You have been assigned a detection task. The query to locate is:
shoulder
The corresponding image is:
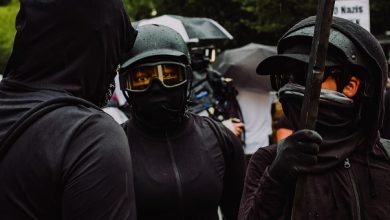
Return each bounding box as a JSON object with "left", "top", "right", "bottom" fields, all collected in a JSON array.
[
  {"left": 190, "top": 113, "right": 234, "bottom": 137},
  {"left": 253, "top": 144, "right": 277, "bottom": 158},
  {"left": 244, "top": 144, "right": 277, "bottom": 183},
  {"left": 39, "top": 105, "right": 128, "bottom": 148},
  {"left": 51, "top": 106, "right": 131, "bottom": 170},
  {"left": 250, "top": 144, "right": 277, "bottom": 168},
  {"left": 191, "top": 114, "right": 244, "bottom": 158}
]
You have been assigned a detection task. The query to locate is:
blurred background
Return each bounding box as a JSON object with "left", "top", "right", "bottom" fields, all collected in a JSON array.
[{"left": 1, "top": 0, "right": 389, "bottom": 75}]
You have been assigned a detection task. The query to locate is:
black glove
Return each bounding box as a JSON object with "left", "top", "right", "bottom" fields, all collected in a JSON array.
[{"left": 269, "top": 129, "right": 322, "bottom": 183}]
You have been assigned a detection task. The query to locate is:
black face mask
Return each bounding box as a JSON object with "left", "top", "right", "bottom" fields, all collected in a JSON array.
[
  {"left": 279, "top": 83, "right": 357, "bottom": 130},
  {"left": 129, "top": 80, "right": 187, "bottom": 130},
  {"left": 279, "top": 83, "right": 364, "bottom": 171}
]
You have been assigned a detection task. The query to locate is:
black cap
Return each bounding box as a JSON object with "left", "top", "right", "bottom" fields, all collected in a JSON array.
[{"left": 256, "top": 45, "right": 338, "bottom": 75}]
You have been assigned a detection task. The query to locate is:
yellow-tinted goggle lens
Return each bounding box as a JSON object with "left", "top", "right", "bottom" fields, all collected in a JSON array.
[
  {"left": 161, "top": 64, "right": 185, "bottom": 86},
  {"left": 123, "top": 63, "right": 186, "bottom": 91},
  {"left": 128, "top": 67, "right": 158, "bottom": 91}
]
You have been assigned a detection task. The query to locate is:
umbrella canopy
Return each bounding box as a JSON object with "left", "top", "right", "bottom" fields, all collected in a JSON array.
[
  {"left": 134, "top": 15, "right": 233, "bottom": 43},
  {"left": 212, "top": 43, "right": 276, "bottom": 91}
]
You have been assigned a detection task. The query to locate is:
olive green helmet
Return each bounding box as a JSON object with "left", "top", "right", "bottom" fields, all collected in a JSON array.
[{"left": 120, "top": 24, "right": 191, "bottom": 69}]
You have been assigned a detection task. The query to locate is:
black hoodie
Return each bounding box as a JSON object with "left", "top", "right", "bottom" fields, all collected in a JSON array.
[
  {"left": 239, "top": 17, "right": 390, "bottom": 220},
  {"left": 0, "top": 0, "right": 137, "bottom": 219}
]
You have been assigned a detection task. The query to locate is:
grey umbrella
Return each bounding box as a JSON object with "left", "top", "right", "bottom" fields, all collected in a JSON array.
[
  {"left": 212, "top": 43, "right": 276, "bottom": 91},
  {"left": 133, "top": 14, "right": 233, "bottom": 43}
]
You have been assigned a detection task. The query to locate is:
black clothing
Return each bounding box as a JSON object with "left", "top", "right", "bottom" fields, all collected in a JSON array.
[
  {"left": 239, "top": 17, "right": 390, "bottom": 220},
  {"left": 380, "top": 89, "right": 390, "bottom": 139},
  {"left": 123, "top": 113, "right": 246, "bottom": 220},
  {"left": 284, "top": 17, "right": 388, "bottom": 149},
  {"left": 0, "top": 0, "right": 137, "bottom": 219},
  {"left": 279, "top": 83, "right": 363, "bottom": 172},
  {"left": 4, "top": 0, "right": 136, "bottom": 107},
  {"left": 240, "top": 144, "right": 390, "bottom": 220},
  {"left": 129, "top": 80, "right": 187, "bottom": 130}
]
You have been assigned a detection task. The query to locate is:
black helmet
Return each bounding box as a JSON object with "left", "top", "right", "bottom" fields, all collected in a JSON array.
[
  {"left": 119, "top": 24, "right": 192, "bottom": 94},
  {"left": 258, "top": 21, "right": 372, "bottom": 94},
  {"left": 119, "top": 24, "right": 193, "bottom": 128},
  {"left": 120, "top": 24, "right": 191, "bottom": 68}
]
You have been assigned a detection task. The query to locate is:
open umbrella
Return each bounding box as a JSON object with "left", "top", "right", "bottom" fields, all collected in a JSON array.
[
  {"left": 212, "top": 43, "right": 276, "bottom": 91},
  {"left": 134, "top": 15, "right": 233, "bottom": 43}
]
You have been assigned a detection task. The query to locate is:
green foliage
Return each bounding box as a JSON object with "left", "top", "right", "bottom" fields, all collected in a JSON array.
[
  {"left": 128, "top": 0, "right": 254, "bottom": 48},
  {"left": 124, "top": 0, "right": 157, "bottom": 21},
  {"left": 370, "top": 0, "right": 390, "bottom": 36},
  {"left": 122, "top": 0, "right": 317, "bottom": 46},
  {"left": 241, "top": 0, "right": 317, "bottom": 44},
  {"left": 123, "top": 0, "right": 389, "bottom": 47},
  {"left": 0, "top": 0, "right": 18, "bottom": 74},
  {"left": 0, "top": 0, "right": 11, "bottom": 6},
  {"left": 0, "top": 0, "right": 388, "bottom": 74}
]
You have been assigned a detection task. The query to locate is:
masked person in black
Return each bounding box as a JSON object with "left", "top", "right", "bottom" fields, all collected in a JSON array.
[
  {"left": 239, "top": 17, "right": 390, "bottom": 220},
  {"left": 119, "top": 24, "right": 246, "bottom": 220},
  {"left": 0, "top": 0, "right": 137, "bottom": 219}
]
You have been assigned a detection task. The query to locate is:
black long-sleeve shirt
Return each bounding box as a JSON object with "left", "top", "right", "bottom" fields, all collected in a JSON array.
[{"left": 124, "top": 114, "right": 246, "bottom": 220}]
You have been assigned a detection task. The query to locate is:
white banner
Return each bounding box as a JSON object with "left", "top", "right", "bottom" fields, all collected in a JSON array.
[{"left": 333, "top": 0, "right": 370, "bottom": 31}]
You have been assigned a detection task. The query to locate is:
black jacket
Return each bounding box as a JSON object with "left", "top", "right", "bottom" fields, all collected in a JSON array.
[
  {"left": 123, "top": 114, "right": 246, "bottom": 220},
  {"left": 0, "top": 0, "right": 137, "bottom": 219},
  {"left": 239, "top": 16, "right": 390, "bottom": 220}
]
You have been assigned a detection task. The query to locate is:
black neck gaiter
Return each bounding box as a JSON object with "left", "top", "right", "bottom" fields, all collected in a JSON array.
[
  {"left": 279, "top": 83, "right": 364, "bottom": 172},
  {"left": 129, "top": 81, "right": 187, "bottom": 132}
]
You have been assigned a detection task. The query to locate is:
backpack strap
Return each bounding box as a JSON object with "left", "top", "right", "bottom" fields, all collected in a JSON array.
[
  {"left": 379, "top": 138, "right": 390, "bottom": 160},
  {"left": 0, "top": 96, "right": 100, "bottom": 161}
]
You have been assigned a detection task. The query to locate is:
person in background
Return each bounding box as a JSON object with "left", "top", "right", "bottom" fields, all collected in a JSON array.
[
  {"left": 239, "top": 16, "right": 390, "bottom": 219},
  {"left": 119, "top": 24, "right": 245, "bottom": 220},
  {"left": 0, "top": 0, "right": 137, "bottom": 219},
  {"left": 221, "top": 117, "right": 245, "bottom": 137},
  {"left": 235, "top": 86, "right": 275, "bottom": 163},
  {"left": 103, "top": 75, "right": 131, "bottom": 124}
]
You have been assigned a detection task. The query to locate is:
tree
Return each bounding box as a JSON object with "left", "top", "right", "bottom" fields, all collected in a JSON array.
[
  {"left": 0, "top": 0, "right": 18, "bottom": 75},
  {"left": 123, "top": 0, "right": 318, "bottom": 47},
  {"left": 370, "top": 0, "right": 390, "bottom": 37},
  {"left": 126, "top": 0, "right": 255, "bottom": 48},
  {"left": 0, "top": 0, "right": 11, "bottom": 6},
  {"left": 242, "top": 0, "right": 317, "bottom": 44},
  {"left": 1, "top": 0, "right": 389, "bottom": 74},
  {"left": 124, "top": 0, "right": 157, "bottom": 21}
]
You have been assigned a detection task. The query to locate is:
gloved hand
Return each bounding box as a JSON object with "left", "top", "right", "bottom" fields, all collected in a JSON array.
[{"left": 269, "top": 129, "right": 322, "bottom": 183}]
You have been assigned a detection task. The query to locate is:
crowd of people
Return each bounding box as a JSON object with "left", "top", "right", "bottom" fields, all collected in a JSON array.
[{"left": 1, "top": 1, "right": 390, "bottom": 220}]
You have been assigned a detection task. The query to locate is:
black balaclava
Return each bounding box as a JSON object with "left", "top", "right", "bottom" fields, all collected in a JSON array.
[
  {"left": 129, "top": 82, "right": 188, "bottom": 131},
  {"left": 3, "top": 0, "right": 137, "bottom": 107},
  {"left": 127, "top": 62, "right": 189, "bottom": 131},
  {"left": 279, "top": 83, "right": 364, "bottom": 172}
]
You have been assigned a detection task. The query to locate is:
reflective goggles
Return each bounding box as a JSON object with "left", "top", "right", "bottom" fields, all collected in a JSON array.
[{"left": 121, "top": 62, "right": 187, "bottom": 92}]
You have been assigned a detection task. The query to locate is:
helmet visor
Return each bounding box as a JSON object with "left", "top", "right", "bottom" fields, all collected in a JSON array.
[{"left": 122, "top": 62, "right": 187, "bottom": 92}]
